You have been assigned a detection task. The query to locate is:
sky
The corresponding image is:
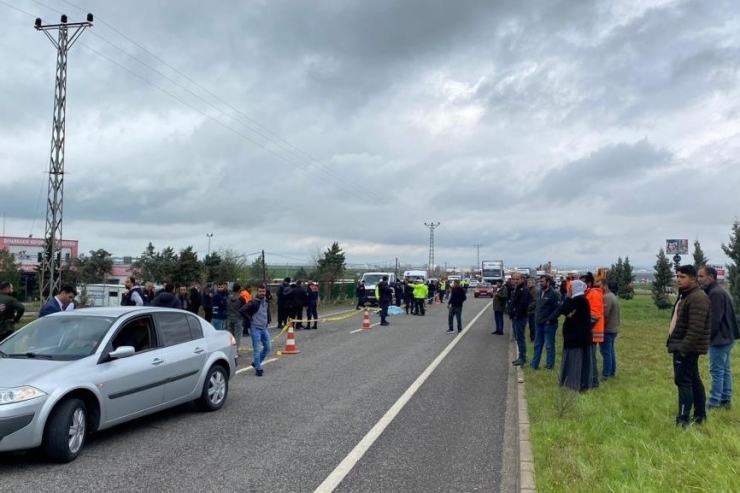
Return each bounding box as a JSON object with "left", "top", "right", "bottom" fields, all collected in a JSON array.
[{"left": 1, "top": 0, "right": 739, "bottom": 271}]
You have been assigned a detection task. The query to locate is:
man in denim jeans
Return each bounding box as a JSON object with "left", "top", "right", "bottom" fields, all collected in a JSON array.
[
  {"left": 699, "top": 266, "right": 740, "bottom": 409},
  {"left": 509, "top": 273, "right": 530, "bottom": 366},
  {"left": 530, "top": 275, "right": 561, "bottom": 370},
  {"left": 600, "top": 280, "right": 621, "bottom": 379},
  {"left": 240, "top": 285, "right": 271, "bottom": 377}
]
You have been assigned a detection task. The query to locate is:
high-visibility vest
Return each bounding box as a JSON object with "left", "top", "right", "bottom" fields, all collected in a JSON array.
[{"left": 586, "top": 287, "right": 605, "bottom": 343}]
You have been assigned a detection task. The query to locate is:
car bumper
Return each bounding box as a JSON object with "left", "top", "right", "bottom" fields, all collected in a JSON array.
[{"left": 0, "top": 396, "right": 49, "bottom": 452}]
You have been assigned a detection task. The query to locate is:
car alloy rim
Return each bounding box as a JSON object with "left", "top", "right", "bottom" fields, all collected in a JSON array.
[
  {"left": 208, "top": 370, "right": 226, "bottom": 405},
  {"left": 68, "top": 408, "right": 86, "bottom": 454}
]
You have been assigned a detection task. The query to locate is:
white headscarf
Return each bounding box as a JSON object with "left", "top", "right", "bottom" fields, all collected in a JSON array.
[{"left": 570, "top": 280, "right": 586, "bottom": 298}]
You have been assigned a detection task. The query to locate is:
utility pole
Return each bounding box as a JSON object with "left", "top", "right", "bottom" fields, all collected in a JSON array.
[
  {"left": 206, "top": 233, "right": 213, "bottom": 256},
  {"left": 35, "top": 13, "right": 93, "bottom": 302},
  {"left": 473, "top": 243, "right": 483, "bottom": 269},
  {"left": 424, "top": 222, "right": 440, "bottom": 278},
  {"left": 261, "top": 249, "right": 267, "bottom": 282}
]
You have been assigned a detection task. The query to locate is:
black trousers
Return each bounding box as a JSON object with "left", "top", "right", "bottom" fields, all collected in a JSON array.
[
  {"left": 416, "top": 298, "right": 425, "bottom": 315},
  {"left": 380, "top": 300, "right": 390, "bottom": 323},
  {"left": 277, "top": 306, "right": 288, "bottom": 328},
  {"left": 294, "top": 307, "right": 304, "bottom": 328},
  {"left": 673, "top": 352, "right": 706, "bottom": 422},
  {"left": 203, "top": 307, "right": 213, "bottom": 323}
]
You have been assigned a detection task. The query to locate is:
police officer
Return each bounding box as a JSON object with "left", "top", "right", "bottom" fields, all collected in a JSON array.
[{"left": 377, "top": 275, "right": 393, "bottom": 326}]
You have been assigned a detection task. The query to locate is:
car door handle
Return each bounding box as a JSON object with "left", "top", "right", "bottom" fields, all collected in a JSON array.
[
  {"left": 194, "top": 347, "right": 205, "bottom": 354},
  {"left": 151, "top": 358, "right": 165, "bottom": 366}
]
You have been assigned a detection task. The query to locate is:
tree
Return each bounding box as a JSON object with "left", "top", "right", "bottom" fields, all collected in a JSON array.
[
  {"left": 78, "top": 249, "right": 114, "bottom": 284},
  {"left": 250, "top": 254, "right": 270, "bottom": 283},
  {"left": 693, "top": 239, "right": 709, "bottom": 271},
  {"left": 203, "top": 252, "right": 223, "bottom": 282},
  {"left": 294, "top": 266, "right": 310, "bottom": 281},
  {"left": 721, "top": 221, "right": 740, "bottom": 311},
  {"left": 619, "top": 256, "right": 635, "bottom": 300},
  {"left": 652, "top": 248, "right": 674, "bottom": 309},
  {"left": 217, "top": 249, "right": 248, "bottom": 282},
  {"left": 158, "top": 247, "right": 179, "bottom": 283},
  {"left": 315, "top": 242, "right": 346, "bottom": 299},
  {"left": 0, "top": 248, "right": 22, "bottom": 292},
  {"left": 609, "top": 257, "right": 624, "bottom": 287},
  {"left": 173, "top": 246, "right": 201, "bottom": 286},
  {"left": 133, "top": 242, "right": 159, "bottom": 282}
]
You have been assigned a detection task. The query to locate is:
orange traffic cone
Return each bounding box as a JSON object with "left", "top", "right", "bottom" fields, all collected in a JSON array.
[
  {"left": 282, "top": 320, "right": 300, "bottom": 354},
  {"left": 362, "top": 308, "right": 371, "bottom": 329}
]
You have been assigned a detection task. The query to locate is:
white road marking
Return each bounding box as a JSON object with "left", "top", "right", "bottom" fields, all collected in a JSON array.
[
  {"left": 350, "top": 322, "right": 381, "bottom": 333},
  {"left": 313, "top": 301, "right": 492, "bottom": 493},
  {"left": 235, "top": 357, "right": 279, "bottom": 375}
]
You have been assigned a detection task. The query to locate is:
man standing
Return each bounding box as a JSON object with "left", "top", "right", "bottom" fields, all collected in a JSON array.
[
  {"left": 121, "top": 276, "right": 145, "bottom": 306},
  {"left": 698, "top": 265, "right": 740, "bottom": 409},
  {"left": 292, "top": 280, "right": 308, "bottom": 330},
  {"left": 189, "top": 282, "right": 202, "bottom": 315},
  {"left": 240, "top": 284, "right": 271, "bottom": 377},
  {"left": 202, "top": 283, "right": 214, "bottom": 322},
  {"left": 601, "top": 280, "right": 621, "bottom": 380},
  {"left": 446, "top": 280, "right": 467, "bottom": 333},
  {"left": 211, "top": 282, "right": 228, "bottom": 330},
  {"left": 151, "top": 283, "right": 180, "bottom": 308},
  {"left": 177, "top": 286, "right": 191, "bottom": 311},
  {"left": 492, "top": 279, "right": 508, "bottom": 335},
  {"left": 356, "top": 280, "right": 366, "bottom": 310},
  {"left": 531, "top": 275, "right": 561, "bottom": 370},
  {"left": 0, "top": 282, "right": 25, "bottom": 339},
  {"left": 38, "top": 285, "right": 77, "bottom": 317},
  {"left": 667, "top": 265, "right": 711, "bottom": 428},
  {"left": 527, "top": 277, "right": 537, "bottom": 342},
  {"left": 378, "top": 275, "right": 393, "bottom": 326},
  {"left": 306, "top": 282, "right": 319, "bottom": 330},
  {"left": 413, "top": 279, "right": 427, "bottom": 316},
  {"left": 142, "top": 282, "right": 155, "bottom": 305},
  {"left": 227, "top": 283, "right": 246, "bottom": 357},
  {"left": 276, "top": 277, "right": 292, "bottom": 328},
  {"left": 509, "top": 273, "right": 530, "bottom": 366}
]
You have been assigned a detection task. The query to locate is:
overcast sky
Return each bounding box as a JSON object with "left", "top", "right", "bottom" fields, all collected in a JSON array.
[{"left": 1, "top": 0, "right": 739, "bottom": 270}]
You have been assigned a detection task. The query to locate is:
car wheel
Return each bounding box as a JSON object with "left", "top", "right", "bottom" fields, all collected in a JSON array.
[
  {"left": 42, "top": 398, "right": 87, "bottom": 463},
  {"left": 196, "top": 364, "right": 229, "bottom": 412}
]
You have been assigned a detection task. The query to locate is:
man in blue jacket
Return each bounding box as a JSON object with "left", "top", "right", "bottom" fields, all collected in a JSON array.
[
  {"left": 211, "top": 282, "right": 229, "bottom": 330},
  {"left": 38, "top": 285, "right": 77, "bottom": 318}
]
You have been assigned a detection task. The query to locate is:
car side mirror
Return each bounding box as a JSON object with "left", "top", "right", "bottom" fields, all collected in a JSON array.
[{"left": 108, "top": 346, "right": 135, "bottom": 360}]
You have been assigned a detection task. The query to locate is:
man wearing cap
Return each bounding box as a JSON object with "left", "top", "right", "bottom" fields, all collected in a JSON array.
[{"left": 582, "top": 272, "right": 604, "bottom": 387}]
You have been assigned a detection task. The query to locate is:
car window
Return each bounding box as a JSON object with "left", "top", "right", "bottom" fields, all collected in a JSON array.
[
  {"left": 186, "top": 315, "right": 204, "bottom": 340},
  {"left": 111, "top": 316, "right": 154, "bottom": 353},
  {"left": 154, "top": 312, "right": 194, "bottom": 347}
]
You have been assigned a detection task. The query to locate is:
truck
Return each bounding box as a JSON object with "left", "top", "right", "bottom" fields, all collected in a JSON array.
[
  {"left": 481, "top": 260, "right": 505, "bottom": 284},
  {"left": 361, "top": 272, "right": 397, "bottom": 305},
  {"left": 403, "top": 270, "right": 427, "bottom": 282}
]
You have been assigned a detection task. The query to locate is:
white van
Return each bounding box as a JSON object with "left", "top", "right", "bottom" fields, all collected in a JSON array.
[
  {"left": 361, "top": 272, "right": 397, "bottom": 305},
  {"left": 403, "top": 270, "right": 427, "bottom": 282}
]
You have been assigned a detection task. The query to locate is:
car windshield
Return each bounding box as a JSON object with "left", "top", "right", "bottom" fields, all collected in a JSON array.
[
  {"left": 362, "top": 275, "right": 384, "bottom": 285},
  {"left": 0, "top": 315, "right": 116, "bottom": 361}
]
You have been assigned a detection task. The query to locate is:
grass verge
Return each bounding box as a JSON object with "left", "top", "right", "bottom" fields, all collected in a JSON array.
[{"left": 525, "top": 294, "right": 740, "bottom": 493}]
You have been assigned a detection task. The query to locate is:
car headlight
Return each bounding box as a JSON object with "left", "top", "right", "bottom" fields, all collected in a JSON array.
[{"left": 0, "top": 386, "right": 47, "bottom": 405}]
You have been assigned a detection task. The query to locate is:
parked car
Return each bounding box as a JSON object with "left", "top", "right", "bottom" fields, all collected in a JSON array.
[
  {"left": 468, "top": 280, "right": 479, "bottom": 288},
  {"left": 0, "top": 307, "right": 237, "bottom": 463},
  {"left": 474, "top": 282, "right": 494, "bottom": 298}
]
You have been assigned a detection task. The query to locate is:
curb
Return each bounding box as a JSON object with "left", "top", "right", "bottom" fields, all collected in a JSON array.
[{"left": 517, "top": 365, "right": 537, "bottom": 493}]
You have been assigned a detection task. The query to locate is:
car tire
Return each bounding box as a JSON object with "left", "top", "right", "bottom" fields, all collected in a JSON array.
[
  {"left": 42, "top": 398, "right": 87, "bottom": 463},
  {"left": 196, "top": 364, "right": 229, "bottom": 412}
]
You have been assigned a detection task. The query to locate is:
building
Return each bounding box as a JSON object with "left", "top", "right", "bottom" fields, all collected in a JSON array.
[{"left": 0, "top": 236, "right": 79, "bottom": 273}]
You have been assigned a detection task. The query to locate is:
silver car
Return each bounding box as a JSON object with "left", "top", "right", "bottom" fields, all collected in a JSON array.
[{"left": 0, "top": 307, "right": 237, "bottom": 462}]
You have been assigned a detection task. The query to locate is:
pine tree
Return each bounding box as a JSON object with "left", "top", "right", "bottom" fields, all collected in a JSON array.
[
  {"left": 721, "top": 221, "right": 740, "bottom": 311},
  {"left": 619, "top": 256, "right": 635, "bottom": 300},
  {"left": 693, "top": 239, "right": 709, "bottom": 271},
  {"left": 316, "top": 242, "right": 347, "bottom": 299},
  {"left": 609, "top": 257, "right": 624, "bottom": 288},
  {"left": 204, "top": 252, "right": 223, "bottom": 282},
  {"left": 173, "top": 246, "right": 201, "bottom": 286},
  {"left": 652, "top": 248, "right": 674, "bottom": 309}
]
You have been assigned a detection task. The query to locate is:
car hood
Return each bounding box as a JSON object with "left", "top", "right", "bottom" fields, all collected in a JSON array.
[{"left": 0, "top": 358, "right": 75, "bottom": 388}]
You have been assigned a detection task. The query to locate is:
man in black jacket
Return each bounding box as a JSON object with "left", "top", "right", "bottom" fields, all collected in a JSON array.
[
  {"left": 356, "top": 280, "right": 366, "bottom": 310},
  {"left": 668, "top": 265, "right": 711, "bottom": 428},
  {"left": 446, "top": 281, "right": 467, "bottom": 333},
  {"left": 377, "top": 276, "right": 393, "bottom": 326},
  {"left": 531, "top": 275, "right": 561, "bottom": 370},
  {"left": 276, "top": 277, "right": 292, "bottom": 328},
  {"left": 292, "top": 280, "right": 308, "bottom": 330},
  {"left": 699, "top": 266, "right": 740, "bottom": 410},
  {"left": 509, "top": 273, "right": 531, "bottom": 366},
  {"left": 189, "top": 282, "right": 202, "bottom": 315}
]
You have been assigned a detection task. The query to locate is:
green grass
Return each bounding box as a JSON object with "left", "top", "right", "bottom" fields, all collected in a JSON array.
[{"left": 525, "top": 294, "right": 740, "bottom": 493}]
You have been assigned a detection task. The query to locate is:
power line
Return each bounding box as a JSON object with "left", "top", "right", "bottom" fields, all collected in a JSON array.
[{"left": 0, "top": 0, "right": 35, "bottom": 17}]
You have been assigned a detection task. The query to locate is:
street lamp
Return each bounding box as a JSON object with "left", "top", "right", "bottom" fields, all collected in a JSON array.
[{"left": 206, "top": 233, "right": 213, "bottom": 256}]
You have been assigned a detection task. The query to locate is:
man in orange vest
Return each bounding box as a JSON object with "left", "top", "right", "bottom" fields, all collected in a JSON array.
[{"left": 582, "top": 272, "right": 605, "bottom": 387}]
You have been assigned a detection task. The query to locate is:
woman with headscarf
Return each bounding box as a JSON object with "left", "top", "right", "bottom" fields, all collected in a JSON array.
[{"left": 559, "top": 279, "right": 596, "bottom": 391}]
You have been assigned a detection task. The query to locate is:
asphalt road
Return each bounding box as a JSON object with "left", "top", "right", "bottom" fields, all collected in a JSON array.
[{"left": 0, "top": 297, "right": 518, "bottom": 493}]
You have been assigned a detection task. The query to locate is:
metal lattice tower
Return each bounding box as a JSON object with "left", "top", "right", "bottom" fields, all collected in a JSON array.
[
  {"left": 424, "top": 222, "right": 440, "bottom": 278},
  {"left": 474, "top": 243, "right": 483, "bottom": 268},
  {"left": 35, "top": 13, "right": 93, "bottom": 301}
]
